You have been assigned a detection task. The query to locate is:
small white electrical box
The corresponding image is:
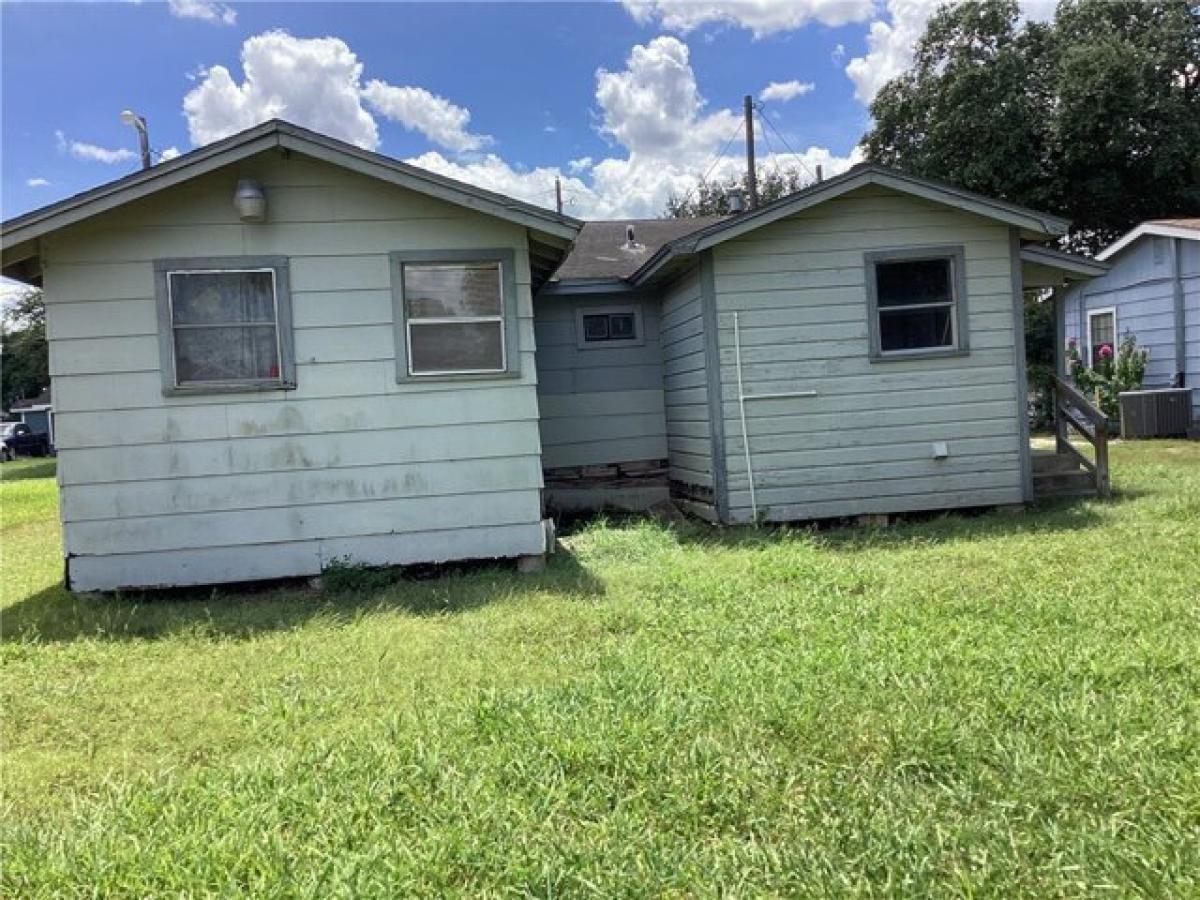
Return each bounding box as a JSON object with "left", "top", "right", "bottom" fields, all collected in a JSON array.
[{"left": 931, "top": 441, "right": 950, "bottom": 459}]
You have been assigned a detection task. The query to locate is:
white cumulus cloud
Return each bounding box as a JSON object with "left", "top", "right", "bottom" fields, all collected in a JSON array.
[
  {"left": 760, "top": 80, "right": 815, "bottom": 102},
  {"left": 361, "top": 81, "right": 490, "bottom": 153},
  {"left": 623, "top": 0, "right": 874, "bottom": 37},
  {"left": 159, "top": 147, "right": 182, "bottom": 161},
  {"left": 168, "top": 0, "right": 237, "bottom": 26},
  {"left": 177, "top": 31, "right": 860, "bottom": 219},
  {"left": 26, "top": 177, "right": 51, "bottom": 187},
  {"left": 55, "top": 129, "right": 137, "bottom": 164},
  {"left": 183, "top": 31, "right": 491, "bottom": 156},
  {"left": 183, "top": 31, "right": 380, "bottom": 148},
  {"left": 595, "top": 36, "right": 740, "bottom": 161},
  {"left": 405, "top": 36, "right": 859, "bottom": 219}
]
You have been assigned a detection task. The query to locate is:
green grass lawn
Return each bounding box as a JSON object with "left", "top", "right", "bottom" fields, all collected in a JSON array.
[{"left": 2, "top": 445, "right": 1198, "bottom": 896}]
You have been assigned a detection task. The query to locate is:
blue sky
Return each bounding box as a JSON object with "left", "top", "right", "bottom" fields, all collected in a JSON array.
[{"left": 1, "top": 0, "right": 958, "bottom": 223}]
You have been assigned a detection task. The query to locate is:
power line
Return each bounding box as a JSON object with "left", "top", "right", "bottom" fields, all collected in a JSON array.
[
  {"left": 756, "top": 101, "right": 817, "bottom": 182},
  {"left": 674, "top": 114, "right": 746, "bottom": 212}
]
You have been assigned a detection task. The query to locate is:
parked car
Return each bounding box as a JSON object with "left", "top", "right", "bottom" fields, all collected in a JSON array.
[{"left": 1, "top": 421, "right": 52, "bottom": 461}]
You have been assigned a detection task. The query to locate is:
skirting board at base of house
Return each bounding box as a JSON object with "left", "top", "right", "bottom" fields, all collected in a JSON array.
[
  {"left": 65, "top": 520, "right": 552, "bottom": 593},
  {"left": 543, "top": 459, "right": 670, "bottom": 515}
]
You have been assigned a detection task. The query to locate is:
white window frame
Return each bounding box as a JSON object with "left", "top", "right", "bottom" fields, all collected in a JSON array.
[
  {"left": 575, "top": 304, "right": 645, "bottom": 350},
  {"left": 1086, "top": 306, "right": 1118, "bottom": 367},
  {"left": 402, "top": 261, "right": 506, "bottom": 377},
  {"left": 389, "top": 249, "right": 520, "bottom": 383},
  {"left": 864, "top": 245, "right": 969, "bottom": 361},
  {"left": 154, "top": 256, "right": 295, "bottom": 395}
]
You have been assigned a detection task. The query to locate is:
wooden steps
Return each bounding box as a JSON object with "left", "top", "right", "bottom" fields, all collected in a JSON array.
[{"left": 1032, "top": 450, "right": 1099, "bottom": 499}]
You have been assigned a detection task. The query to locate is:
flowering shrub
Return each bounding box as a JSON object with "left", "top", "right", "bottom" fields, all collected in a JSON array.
[{"left": 1065, "top": 332, "right": 1149, "bottom": 419}]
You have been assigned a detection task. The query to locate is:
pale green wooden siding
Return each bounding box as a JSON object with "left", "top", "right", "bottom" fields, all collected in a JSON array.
[
  {"left": 42, "top": 151, "right": 546, "bottom": 590},
  {"left": 659, "top": 265, "right": 713, "bottom": 490},
  {"left": 534, "top": 293, "right": 666, "bottom": 468},
  {"left": 712, "top": 186, "right": 1024, "bottom": 523}
]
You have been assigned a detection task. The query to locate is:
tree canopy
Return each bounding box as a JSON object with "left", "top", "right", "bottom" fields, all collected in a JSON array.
[
  {"left": 665, "top": 167, "right": 809, "bottom": 218},
  {"left": 864, "top": 0, "right": 1200, "bottom": 253},
  {"left": 1, "top": 288, "right": 48, "bottom": 413}
]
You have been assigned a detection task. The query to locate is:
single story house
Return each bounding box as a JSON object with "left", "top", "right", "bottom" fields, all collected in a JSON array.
[
  {"left": 1059, "top": 219, "right": 1199, "bottom": 420},
  {"left": 7, "top": 386, "right": 54, "bottom": 445},
  {"left": 1, "top": 120, "right": 1101, "bottom": 591}
]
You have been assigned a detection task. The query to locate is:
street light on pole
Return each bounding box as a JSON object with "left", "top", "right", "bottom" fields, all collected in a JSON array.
[{"left": 119, "top": 109, "right": 151, "bottom": 170}]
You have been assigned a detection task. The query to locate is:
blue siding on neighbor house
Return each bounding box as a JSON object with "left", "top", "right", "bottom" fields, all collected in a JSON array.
[
  {"left": 19, "top": 409, "right": 50, "bottom": 435},
  {"left": 1063, "top": 235, "right": 1200, "bottom": 418},
  {"left": 534, "top": 292, "right": 667, "bottom": 469}
]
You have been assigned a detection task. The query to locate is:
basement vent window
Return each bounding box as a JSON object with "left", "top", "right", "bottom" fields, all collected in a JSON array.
[
  {"left": 577, "top": 306, "right": 643, "bottom": 349},
  {"left": 865, "top": 246, "right": 968, "bottom": 360}
]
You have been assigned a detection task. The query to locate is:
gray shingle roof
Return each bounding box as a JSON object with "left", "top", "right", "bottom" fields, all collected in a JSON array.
[{"left": 554, "top": 217, "right": 723, "bottom": 281}]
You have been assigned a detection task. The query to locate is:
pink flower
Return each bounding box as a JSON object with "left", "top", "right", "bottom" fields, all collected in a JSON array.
[
  {"left": 1099, "top": 344, "right": 1114, "bottom": 359},
  {"left": 1067, "top": 337, "right": 1077, "bottom": 348}
]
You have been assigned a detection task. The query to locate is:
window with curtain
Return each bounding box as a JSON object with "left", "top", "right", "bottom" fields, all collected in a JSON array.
[{"left": 167, "top": 269, "right": 287, "bottom": 386}]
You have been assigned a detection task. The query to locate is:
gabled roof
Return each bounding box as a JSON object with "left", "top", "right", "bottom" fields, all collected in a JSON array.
[
  {"left": 628, "top": 163, "right": 1071, "bottom": 287},
  {"left": 1096, "top": 218, "right": 1200, "bottom": 261},
  {"left": 2, "top": 119, "right": 582, "bottom": 287},
  {"left": 553, "top": 217, "right": 722, "bottom": 282}
]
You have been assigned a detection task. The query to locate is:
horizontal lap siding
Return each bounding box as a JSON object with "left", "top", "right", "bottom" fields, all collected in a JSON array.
[
  {"left": 41, "top": 153, "right": 546, "bottom": 589},
  {"left": 713, "top": 188, "right": 1023, "bottom": 524},
  {"left": 533, "top": 294, "right": 667, "bottom": 468},
  {"left": 660, "top": 266, "right": 712, "bottom": 489},
  {"left": 1062, "top": 236, "right": 1200, "bottom": 417}
]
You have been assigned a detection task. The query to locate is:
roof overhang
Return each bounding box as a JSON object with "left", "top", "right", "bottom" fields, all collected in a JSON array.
[
  {"left": 2, "top": 120, "right": 582, "bottom": 288},
  {"left": 1097, "top": 221, "right": 1200, "bottom": 261},
  {"left": 537, "top": 277, "right": 638, "bottom": 297},
  {"left": 1020, "top": 244, "right": 1109, "bottom": 289},
  {"left": 630, "top": 164, "right": 1071, "bottom": 287}
]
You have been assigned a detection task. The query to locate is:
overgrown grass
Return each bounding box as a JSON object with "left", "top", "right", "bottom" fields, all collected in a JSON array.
[{"left": 2, "top": 444, "right": 1198, "bottom": 896}]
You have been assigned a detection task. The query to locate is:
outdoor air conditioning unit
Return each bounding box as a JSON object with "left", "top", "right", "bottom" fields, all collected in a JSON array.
[{"left": 1119, "top": 388, "right": 1193, "bottom": 438}]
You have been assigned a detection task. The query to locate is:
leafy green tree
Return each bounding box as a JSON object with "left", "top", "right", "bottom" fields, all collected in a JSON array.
[
  {"left": 864, "top": 0, "right": 1200, "bottom": 253},
  {"left": 665, "top": 167, "right": 808, "bottom": 217},
  {"left": 1, "top": 288, "right": 48, "bottom": 412}
]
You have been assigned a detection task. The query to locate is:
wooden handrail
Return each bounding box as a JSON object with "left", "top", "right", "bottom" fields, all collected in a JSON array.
[{"left": 1052, "top": 375, "right": 1111, "bottom": 498}]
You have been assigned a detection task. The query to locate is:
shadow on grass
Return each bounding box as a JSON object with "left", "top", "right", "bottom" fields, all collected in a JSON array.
[
  {"left": 652, "top": 492, "right": 1113, "bottom": 555},
  {"left": 1, "top": 546, "right": 604, "bottom": 646}
]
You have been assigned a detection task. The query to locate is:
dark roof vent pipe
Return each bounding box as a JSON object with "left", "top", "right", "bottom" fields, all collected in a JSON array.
[{"left": 621, "top": 224, "right": 643, "bottom": 251}]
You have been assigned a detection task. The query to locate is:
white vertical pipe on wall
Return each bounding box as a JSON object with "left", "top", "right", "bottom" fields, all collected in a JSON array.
[
  {"left": 731, "top": 311, "right": 820, "bottom": 526},
  {"left": 733, "top": 311, "right": 758, "bottom": 523}
]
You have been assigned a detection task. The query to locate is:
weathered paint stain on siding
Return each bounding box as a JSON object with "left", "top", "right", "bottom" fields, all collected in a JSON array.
[
  {"left": 712, "top": 187, "right": 1025, "bottom": 524},
  {"left": 42, "top": 150, "right": 547, "bottom": 590}
]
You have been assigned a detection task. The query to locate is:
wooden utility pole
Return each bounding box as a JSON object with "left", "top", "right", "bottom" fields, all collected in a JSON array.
[
  {"left": 743, "top": 94, "right": 758, "bottom": 210},
  {"left": 554, "top": 177, "right": 563, "bottom": 215}
]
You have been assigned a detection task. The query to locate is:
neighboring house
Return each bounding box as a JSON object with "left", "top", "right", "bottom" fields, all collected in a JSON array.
[
  {"left": 1060, "top": 220, "right": 1199, "bottom": 419},
  {"left": 1, "top": 120, "right": 1099, "bottom": 592},
  {"left": 7, "top": 386, "right": 54, "bottom": 445}
]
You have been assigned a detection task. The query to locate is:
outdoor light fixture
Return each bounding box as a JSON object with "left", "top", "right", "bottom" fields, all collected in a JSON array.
[
  {"left": 119, "top": 109, "right": 151, "bottom": 170},
  {"left": 234, "top": 178, "right": 267, "bottom": 223}
]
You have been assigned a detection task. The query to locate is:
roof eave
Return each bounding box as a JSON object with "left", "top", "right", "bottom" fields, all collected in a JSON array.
[
  {"left": 1, "top": 119, "right": 582, "bottom": 255},
  {"left": 1096, "top": 222, "right": 1200, "bottom": 261},
  {"left": 627, "top": 165, "right": 1070, "bottom": 286}
]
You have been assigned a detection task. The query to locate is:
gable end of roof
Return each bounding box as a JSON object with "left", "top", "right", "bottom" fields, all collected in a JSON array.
[{"left": 629, "top": 163, "right": 1071, "bottom": 286}]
